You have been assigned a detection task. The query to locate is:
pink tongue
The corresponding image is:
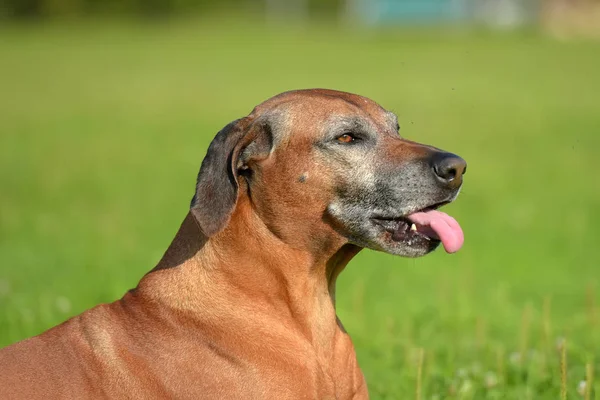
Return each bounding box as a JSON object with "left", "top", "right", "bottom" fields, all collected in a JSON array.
[{"left": 407, "top": 210, "right": 464, "bottom": 253}]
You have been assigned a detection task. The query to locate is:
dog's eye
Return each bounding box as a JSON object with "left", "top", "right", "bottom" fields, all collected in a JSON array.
[{"left": 337, "top": 133, "right": 357, "bottom": 144}]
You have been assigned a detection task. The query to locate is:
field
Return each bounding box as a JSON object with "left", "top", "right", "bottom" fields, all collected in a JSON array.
[{"left": 1, "top": 18, "right": 599, "bottom": 399}]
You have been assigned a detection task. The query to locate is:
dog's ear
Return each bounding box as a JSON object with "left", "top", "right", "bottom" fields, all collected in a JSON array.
[
  {"left": 190, "top": 119, "right": 247, "bottom": 236},
  {"left": 190, "top": 117, "right": 274, "bottom": 236}
]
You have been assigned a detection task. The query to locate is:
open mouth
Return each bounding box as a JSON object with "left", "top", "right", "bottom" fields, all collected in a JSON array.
[{"left": 371, "top": 201, "right": 464, "bottom": 253}]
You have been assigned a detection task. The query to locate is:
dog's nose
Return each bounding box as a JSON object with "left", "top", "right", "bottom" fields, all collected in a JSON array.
[{"left": 431, "top": 152, "right": 466, "bottom": 188}]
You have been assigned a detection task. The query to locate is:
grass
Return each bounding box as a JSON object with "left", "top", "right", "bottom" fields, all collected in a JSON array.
[{"left": 1, "top": 17, "right": 599, "bottom": 399}]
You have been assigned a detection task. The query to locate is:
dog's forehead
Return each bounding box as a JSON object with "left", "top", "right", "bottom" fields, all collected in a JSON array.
[{"left": 251, "top": 89, "right": 397, "bottom": 132}]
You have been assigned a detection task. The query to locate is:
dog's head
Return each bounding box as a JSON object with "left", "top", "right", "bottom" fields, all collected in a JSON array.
[{"left": 191, "top": 89, "right": 466, "bottom": 258}]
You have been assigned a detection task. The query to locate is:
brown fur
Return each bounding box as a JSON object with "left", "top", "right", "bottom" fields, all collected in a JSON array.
[{"left": 0, "top": 89, "right": 466, "bottom": 399}]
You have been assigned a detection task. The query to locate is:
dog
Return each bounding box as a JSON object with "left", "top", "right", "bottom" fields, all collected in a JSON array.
[{"left": 0, "top": 89, "right": 466, "bottom": 399}]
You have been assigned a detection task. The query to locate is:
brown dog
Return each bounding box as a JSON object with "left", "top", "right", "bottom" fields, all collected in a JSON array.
[{"left": 0, "top": 89, "right": 466, "bottom": 399}]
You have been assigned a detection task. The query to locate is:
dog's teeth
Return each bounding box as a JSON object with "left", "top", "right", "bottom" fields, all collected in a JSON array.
[{"left": 410, "top": 223, "right": 417, "bottom": 232}]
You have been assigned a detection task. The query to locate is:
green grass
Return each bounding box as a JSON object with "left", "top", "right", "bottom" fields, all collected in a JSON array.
[{"left": 1, "top": 18, "right": 599, "bottom": 399}]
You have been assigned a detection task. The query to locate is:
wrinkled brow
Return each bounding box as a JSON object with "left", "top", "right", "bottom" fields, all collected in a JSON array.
[{"left": 322, "top": 115, "right": 376, "bottom": 136}]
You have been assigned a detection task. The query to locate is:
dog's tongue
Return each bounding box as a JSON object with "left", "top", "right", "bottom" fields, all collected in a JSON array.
[{"left": 407, "top": 210, "right": 464, "bottom": 253}]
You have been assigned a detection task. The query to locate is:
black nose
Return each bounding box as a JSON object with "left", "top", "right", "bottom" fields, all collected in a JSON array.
[{"left": 431, "top": 152, "right": 467, "bottom": 189}]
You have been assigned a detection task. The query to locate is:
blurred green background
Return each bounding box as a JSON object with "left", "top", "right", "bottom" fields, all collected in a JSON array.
[{"left": 1, "top": 0, "right": 599, "bottom": 398}]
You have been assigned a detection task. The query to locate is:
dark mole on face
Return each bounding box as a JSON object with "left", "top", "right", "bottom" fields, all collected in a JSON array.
[{"left": 298, "top": 174, "right": 307, "bottom": 183}]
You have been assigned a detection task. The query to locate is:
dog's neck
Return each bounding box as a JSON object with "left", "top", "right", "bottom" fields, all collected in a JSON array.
[{"left": 135, "top": 201, "right": 360, "bottom": 355}]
